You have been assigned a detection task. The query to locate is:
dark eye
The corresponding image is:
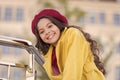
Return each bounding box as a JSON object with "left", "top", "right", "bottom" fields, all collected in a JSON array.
[
  {"left": 48, "top": 25, "right": 52, "bottom": 28},
  {"left": 39, "top": 30, "right": 44, "bottom": 34}
]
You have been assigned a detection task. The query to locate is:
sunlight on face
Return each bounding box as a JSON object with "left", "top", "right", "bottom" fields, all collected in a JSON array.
[{"left": 37, "top": 18, "right": 61, "bottom": 46}]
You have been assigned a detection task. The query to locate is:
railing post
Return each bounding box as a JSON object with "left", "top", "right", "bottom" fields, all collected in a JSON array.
[{"left": 7, "top": 65, "right": 11, "bottom": 80}]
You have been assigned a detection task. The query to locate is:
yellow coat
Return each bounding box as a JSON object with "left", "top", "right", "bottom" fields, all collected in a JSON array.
[{"left": 43, "top": 27, "right": 105, "bottom": 80}]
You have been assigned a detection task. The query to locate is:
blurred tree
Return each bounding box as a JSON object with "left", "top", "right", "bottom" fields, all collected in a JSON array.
[
  {"left": 37, "top": 0, "right": 85, "bottom": 21},
  {"left": 95, "top": 36, "right": 115, "bottom": 76}
]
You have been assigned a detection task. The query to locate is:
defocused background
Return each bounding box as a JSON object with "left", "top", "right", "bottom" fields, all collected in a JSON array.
[{"left": 0, "top": 0, "right": 120, "bottom": 80}]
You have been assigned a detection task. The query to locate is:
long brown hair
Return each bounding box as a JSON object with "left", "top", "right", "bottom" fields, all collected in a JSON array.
[{"left": 34, "top": 16, "right": 106, "bottom": 75}]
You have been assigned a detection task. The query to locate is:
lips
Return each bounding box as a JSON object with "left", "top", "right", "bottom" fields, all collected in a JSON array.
[{"left": 46, "top": 33, "right": 55, "bottom": 40}]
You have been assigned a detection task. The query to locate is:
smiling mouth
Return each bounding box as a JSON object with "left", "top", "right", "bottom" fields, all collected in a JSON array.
[{"left": 47, "top": 34, "right": 55, "bottom": 40}]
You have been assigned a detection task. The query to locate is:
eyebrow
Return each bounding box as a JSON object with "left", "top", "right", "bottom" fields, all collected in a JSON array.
[
  {"left": 46, "top": 22, "right": 51, "bottom": 27},
  {"left": 38, "top": 22, "right": 52, "bottom": 31}
]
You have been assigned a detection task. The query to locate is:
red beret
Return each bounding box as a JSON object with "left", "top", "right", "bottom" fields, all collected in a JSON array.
[{"left": 31, "top": 9, "right": 68, "bottom": 34}]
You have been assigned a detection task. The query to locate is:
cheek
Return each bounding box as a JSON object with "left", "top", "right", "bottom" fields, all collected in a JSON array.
[
  {"left": 39, "top": 34, "right": 45, "bottom": 41},
  {"left": 57, "top": 30, "right": 61, "bottom": 37}
]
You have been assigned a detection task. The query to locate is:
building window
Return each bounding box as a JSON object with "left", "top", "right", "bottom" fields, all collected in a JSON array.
[
  {"left": 4, "top": 7, "right": 12, "bottom": 21},
  {"left": 2, "top": 46, "right": 10, "bottom": 54},
  {"left": 0, "top": 65, "right": 8, "bottom": 79},
  {"left": 89, "top": 12, "right": 96, "bottom": 24},
  {"left": 79, "top": 17, "right": 85, "bottom": 26},
  {"left": 0, "top": 7, "right": 1, "bottom": 20},
  {"left": 116, "top": 42, "right": 120, "bottom": 53},
  {"left": 113, "top": 13, "right": 120, "bottom": 26},
  {"left": 14, "top": 47, "right": 22, "bottom": 55},
  {"left": 11, "top": 67, "right": 25, "bottom": 80},
  {"left": 16, "top": 8, "right": 24, "bottom": 21},
  {"left": 99, "top": 12, "right": 105, "bottom": 24},
  {"left": 115, "top": 66, "right": 120, "bottom": 80}
]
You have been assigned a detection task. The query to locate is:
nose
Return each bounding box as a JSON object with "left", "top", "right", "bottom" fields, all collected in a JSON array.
[{"left": 45, "top": 30, "right": 50, "bottom": 35}]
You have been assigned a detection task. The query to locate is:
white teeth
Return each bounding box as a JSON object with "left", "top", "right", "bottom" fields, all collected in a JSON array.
[
  {"left": 47, "top": 34, "right": 54, "bottom": 40},
  {"left": 49, "top": 35, "right": 53, "bottom": 39}
]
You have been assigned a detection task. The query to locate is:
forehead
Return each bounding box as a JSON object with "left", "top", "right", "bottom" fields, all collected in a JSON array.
[{"left": 37, "top": 18, "right": 51, "bottom": 28}]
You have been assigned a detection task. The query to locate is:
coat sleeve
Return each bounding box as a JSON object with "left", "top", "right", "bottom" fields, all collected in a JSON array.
[{"left": 62, "top": 28, "right": 90, "bottom": 80}]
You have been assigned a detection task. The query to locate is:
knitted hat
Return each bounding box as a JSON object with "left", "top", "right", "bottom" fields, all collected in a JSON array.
[{"left": 31, "top": 9, "right": 68, "bottom": 34}]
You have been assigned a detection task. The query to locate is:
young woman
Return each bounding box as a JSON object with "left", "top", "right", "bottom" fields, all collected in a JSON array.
[{"left": 31, "top": 8, "right": 106, "bottom": 80}]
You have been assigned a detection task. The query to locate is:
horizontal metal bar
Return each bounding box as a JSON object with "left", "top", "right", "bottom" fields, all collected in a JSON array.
[
  {"left": 0, "top": 35, "right": 45, "bottom": 65},
  {"left": 0, "top": 35, "right": 32, "bottom": 48},
  {"left": 0, "top": 61, "right": 26, "bottom": 68}
]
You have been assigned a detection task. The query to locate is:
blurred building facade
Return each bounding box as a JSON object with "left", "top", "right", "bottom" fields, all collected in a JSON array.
[
  {"left": 0, "top": 0, "right": 37, "bottom": 79},
  {"left": 0, "top": 0, "right": 120, "bottom": 80},
  {"left": 70, "top": 1, "right": 120, "bottom": 80}
]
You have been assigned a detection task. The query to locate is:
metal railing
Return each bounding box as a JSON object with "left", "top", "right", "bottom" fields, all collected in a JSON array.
[{"left": 0, "top": 35, "right": 50, "bottom": 80}]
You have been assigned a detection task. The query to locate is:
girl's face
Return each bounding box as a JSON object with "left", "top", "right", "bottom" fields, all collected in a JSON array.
[{"left": 37, "top": 18, "right": 61, "bottom": 46}]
